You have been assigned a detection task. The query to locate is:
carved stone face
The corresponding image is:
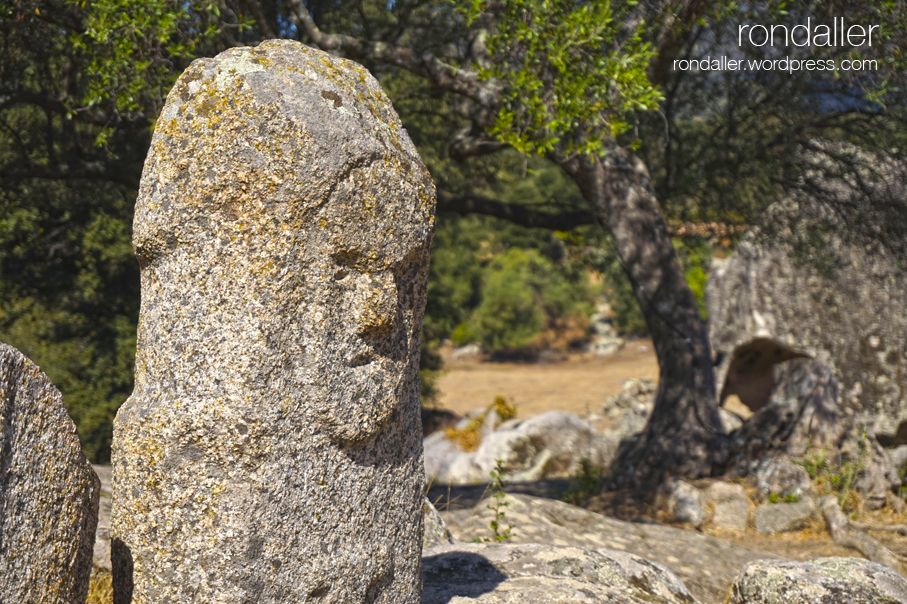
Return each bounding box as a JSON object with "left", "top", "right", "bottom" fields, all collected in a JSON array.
[
  {"left": 128, "top": 42, "right": 435, "bottom": 447},
  {"left": 115, "top": 41, "right": 434, "bottom": 604},
  {"left": 131, "top": 156, "right": 431, "bottom": 447},
  {"left": 297, "top": 165, "right": 432, "bottom": 445}
]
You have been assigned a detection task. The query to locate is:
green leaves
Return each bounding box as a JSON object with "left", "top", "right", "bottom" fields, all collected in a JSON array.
[
  {"left": 466, "top": 0, "right": 662, "bottom": 156},
  {"left": 68, "top": 0, "right": 204, "bottom": 117}
]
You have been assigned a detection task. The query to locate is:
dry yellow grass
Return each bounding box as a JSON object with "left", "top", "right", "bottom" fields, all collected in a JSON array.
[{"left": 87, "top": 568, "right": 113, "bottom": 604}]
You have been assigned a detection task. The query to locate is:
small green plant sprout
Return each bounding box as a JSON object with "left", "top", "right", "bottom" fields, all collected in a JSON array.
[
  {"left": 768, "top": 491, "right": 800, "bottom": 504},
  {"left": 475, "top": 458, "right": 514, "bottom": 543},
  {"left": 793, "top": 436, "right": 869, "bottom": 511}
]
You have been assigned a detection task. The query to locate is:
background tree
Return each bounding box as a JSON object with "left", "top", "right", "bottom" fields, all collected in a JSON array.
[{"left": 277, "top": 0, "right": 906, "bottom": 488}]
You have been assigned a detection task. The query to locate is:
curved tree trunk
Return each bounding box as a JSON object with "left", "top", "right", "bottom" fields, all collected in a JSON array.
[
  {"left": 287, "top": 0, "right": 729, "bottom": 492},
  {"left": 557, "top": 147, "right": 728, "bottom": 492}
]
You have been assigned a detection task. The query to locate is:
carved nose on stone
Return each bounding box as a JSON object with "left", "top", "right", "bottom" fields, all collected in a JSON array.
[{"left": 355, "top": 273, "right": 398, "bottom": 336}]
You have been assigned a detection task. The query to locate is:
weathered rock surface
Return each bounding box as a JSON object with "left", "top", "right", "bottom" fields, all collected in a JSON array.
[
  {"left": 425, "top": 411, "right": 617, "bottom": 484},
  {"left": 589, "top": 302, "right": 625, "bottom": 357},
  {"left": 727, "top": 557, "right": 907, "bottom": 604},
  {"left": 445, "top": 493, "right": 780, "bottom": 604},
  {"left": 0, "top": 343, "right": 100, "bottom": 603},
  {"left": 422, "top": 543, "right": 698, "bottom": 604},
  {"left": 601, "top": 378, "right": 656, "bottom": 440},
  {"left": 423, "top": 498, "right": 456, "bottom": 549},
  {"left": 725, "top": 358, "right": 900, "bottom": 506},
  {"left": 889, "top": 445, "right": 907, "bottom": 472},
  {"left": 753, "top": 501, "right": 815, "bottom": 535},
  {"left": 851, "top": 436, "right": 903, "bottom": 510},
  {"left": 666, "top": 479, "right": 708, "bottom": 528},
  {"left": 112, "top": 40, "right": 435, "bottom": 603},
  {"left": 751, "top": 457, "right": 816, "bottom": 503},
  {"left": 708, "top": 191, "right": 907, "bottom": 442},
  {"left": 93, "top": 464, "right": 112, "bottom": 571},
  {"left": 726, "top": 359, "right": 844, "bottom": 476},
  {"left": 704, "top": 482, "right": 751, "bottom": 533}
]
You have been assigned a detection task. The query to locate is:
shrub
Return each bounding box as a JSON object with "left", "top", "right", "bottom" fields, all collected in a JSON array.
[{"left": 473, "top": 248, "right": 590, "bottom": 353}]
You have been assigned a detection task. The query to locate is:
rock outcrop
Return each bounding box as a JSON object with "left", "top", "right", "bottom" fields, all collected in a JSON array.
[
  {"left": 425, "top": 411, "right": 617, "bottom": 484},
  {"left": 112, "top": 40, "right": 435, "bottom": 603},
  {"left": 422, "top": 543, "right": 698, "bottom": 604},
  {"left": 0, "top": 343, "right": 100, "bottom": 604},
  {"left": 724, "top": 358, "right": 901, "bottom": 506},
  {"left": 708, "top": 187, "right": 907, "bottom": 442},
  {"left": 727, "top": 557, "right": 907, "bottom": 604},
  {"left": 753, "top": 501, "right": 815, "bottom": 535},
  {"left": 444, "top": 493, "right": 780, "bottom": 604}
]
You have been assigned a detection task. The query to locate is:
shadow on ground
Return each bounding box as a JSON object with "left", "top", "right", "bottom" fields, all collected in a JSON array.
[{"left": 427, "top": 479, "right": 572, "bottom": 510}]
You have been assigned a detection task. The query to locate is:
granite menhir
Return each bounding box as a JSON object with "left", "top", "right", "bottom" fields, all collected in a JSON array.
[
  {"left": 111, "top": 39, "right": 435, "bottom": 603},
  {"left": 0, "top": 343, "right": 100, "bottom": 604}
]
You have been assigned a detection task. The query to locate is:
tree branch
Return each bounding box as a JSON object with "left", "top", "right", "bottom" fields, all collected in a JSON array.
[
  {"left": 284, "top": 0, "right": 499, "bottom": 108},
  {"left": 240, "top": 0, "right": 277, "bottom": 39},
  {"left": 648, "top": 0, "right": 709, "bottom": 87},
  {"left": 0, "top": 89, "right": 137, "bottom": 127},
  {"left": 448, "top": 131, "right": 509, "bottom": 162},
  {"left": 437, "top": 190, "right": 750, "bottom": 238},
  {"left": 0, "top": 161, "right": 140, "bottom": 190},
  {"left": 437, "top": 190, "right": 594, "bottom": 230}
]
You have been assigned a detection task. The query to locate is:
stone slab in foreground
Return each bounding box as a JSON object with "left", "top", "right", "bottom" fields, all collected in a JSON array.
[
  {"left": 0, "top": 343, "right": 100, "bottom": 603},
  {"left": 422, "top": 543, "right": 698, "bottom": 604},
  {"left": 727, "top": 557, "right": 907, "bottom": 604},
  {"left": 444, "top": 493, "right": 779, "bottom": 604}
]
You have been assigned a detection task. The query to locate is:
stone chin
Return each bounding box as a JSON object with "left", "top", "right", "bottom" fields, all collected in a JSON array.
[{"left": 309, "top": 355, "right": 411, "bottom": 446}]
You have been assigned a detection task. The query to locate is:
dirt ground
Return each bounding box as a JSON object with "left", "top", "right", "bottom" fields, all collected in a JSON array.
[{"left": 435, "top": 340, "right": 659, "bottom": 420}]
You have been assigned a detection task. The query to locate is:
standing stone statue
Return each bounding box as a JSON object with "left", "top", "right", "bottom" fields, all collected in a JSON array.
[
  {"left": 112, "top": 39, "right": 435, "bottom": 603},
  {"left": 0, "top": 342, "right": 100, "bottom": 604}
]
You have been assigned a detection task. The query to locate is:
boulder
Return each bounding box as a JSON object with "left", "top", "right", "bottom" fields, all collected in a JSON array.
[
  {"left": 666, "top": 480, "right": 708, "bottom": 528},
  {"left": 850, "top": 436, "right": 903, "bottom": 511},
  {"left": 422, "top": 543, "right": 698, "bottom": 604},
  {"left": 751, "top": 457, "right": 816, "bottom": 503},
  {"left": 753, "top": 501, "right": 815, "bottom": 535},
  {"left": 601, "top": 378, "right": 656, "bottom": 441},
  {"left": 475, "top": 412, "right": 617, "bottom": 482},
  {"left": 0, "top": 343, "right": 100, "bottom": 603},
  {"left": 112, "top": 40, "right": 435, "bottom": 603},
  {"left": 888, "top": 444, "right": 907, "bottom": 472},
  {"left": 589, "top": 303, "right": 625, "bottom": 357},
  {"left": 602, "top": 378, "right": 742, "bottom": 440},
  {"left": 424, "top": 430, "right": 475, "bottom": 483},
  {"left": 426, "top": 411, "right": 617, "bottom": 484},
  {"left": 708, "top": 189, "right": 907, "bottom": 443},
  {"left": 726, "top": 359, "right": 844, "bottom": 475},
  {"left": 727, "top": 557, "right": 907, "bottom": 604},
  {"left": 593, "top": 336, "right": 625, "bottom": 357},
  {"left": 444, "top": 493, "right": 780, "bottom": 604},
  {"left": 704, "top": 481, "right": 751, "bottom": 533}
]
